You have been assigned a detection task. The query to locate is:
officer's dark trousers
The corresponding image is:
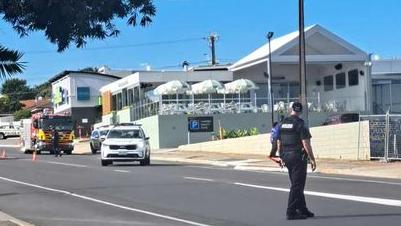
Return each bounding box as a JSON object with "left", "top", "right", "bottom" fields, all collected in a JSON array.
[
  {"left": 53, "top": 143, "right": 60, "bottom": 156},
  {"left": 281, "top": 150, "right": 307, "bottom": 215}
]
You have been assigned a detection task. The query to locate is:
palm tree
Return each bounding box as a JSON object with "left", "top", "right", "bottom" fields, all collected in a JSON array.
[{"left": 0, "top": 45, "right": 25, "bottom": 78}]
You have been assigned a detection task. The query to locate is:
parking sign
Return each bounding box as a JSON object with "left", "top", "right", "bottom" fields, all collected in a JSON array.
[{"left": 188, "top": 117, "right": 213, "bottom": 132}]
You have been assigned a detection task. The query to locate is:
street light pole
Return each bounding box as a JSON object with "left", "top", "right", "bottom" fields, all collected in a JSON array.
[
  {"left": 299, "top": 0, "right": 308, "bottom": 125},
  {"left": 266, "top": 32, "right": 274, "bottom": 126}
]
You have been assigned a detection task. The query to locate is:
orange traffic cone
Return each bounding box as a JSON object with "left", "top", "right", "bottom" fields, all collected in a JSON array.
[
  {"left": 1, "top": 150, "right": 6, "bottom": 159},
  {"left": 32, "top": 151, "right": 37, "bottom": 162}
]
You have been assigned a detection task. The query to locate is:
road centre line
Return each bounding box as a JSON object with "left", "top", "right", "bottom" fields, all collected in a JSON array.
[
  {"left": 114, "top": 170, "right": 131, "bottom": 173},
  {"left": 235, "top": 182, "right": 401, "bottom": 207},
  {"left": 308, "top": 175, "right": 401, "bottom": 186},
  {"left": 44, "top": 161, "right": 88, "bottom": 168},
  {"left": 0, "top": 176, "right": 213, "bottom": 226},
  {"left": 186, "top": 165, "right": 401, "bottom": 187},
  {"left": 184, "top": 177, "right": 215, "bottom": 182}
]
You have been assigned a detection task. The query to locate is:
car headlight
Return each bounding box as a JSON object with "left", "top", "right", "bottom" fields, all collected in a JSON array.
[
  {"left": 102, "top": 144, "right": 109, "bottom": 147},
  {"left": 137, "top": 142, "right": 145, "bottom": 148}
]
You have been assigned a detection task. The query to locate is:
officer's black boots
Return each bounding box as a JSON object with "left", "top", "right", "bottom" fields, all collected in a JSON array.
[
  {"left": 297, "top": 209, "right": 315, "bottom": 218},
  {"left": 286, "top": 213, "right": 307, "bottom": 220}
]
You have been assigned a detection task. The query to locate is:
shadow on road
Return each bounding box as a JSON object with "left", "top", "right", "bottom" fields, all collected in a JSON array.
[{"left": 314, "top": 213, "right": 401, "bottom": 219}]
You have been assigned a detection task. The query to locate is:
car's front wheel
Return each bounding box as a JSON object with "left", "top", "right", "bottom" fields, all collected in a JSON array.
[
  {"left": 101, "top": 159, "right": 111, "bottom": 166},
  {"left": 90, "top": 143, "right": 97, "bottom": 154},
  {"left": 140, "top": 156, "right": 150, "bottom": 166}
]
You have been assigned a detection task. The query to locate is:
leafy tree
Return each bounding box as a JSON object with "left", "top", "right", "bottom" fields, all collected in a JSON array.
[
  {"left": 1, "top": 78, "right": 33, "bottom": 112},
  {"left": 0, "top": 0, "right": 156, "bottom": 52},
  {"left": 32, "top": 82, "right": 51, "bottom": 99},
  {"left": 0, "top": 45, "right": 26, "bottom": 79},
  {"left": 13, "top": 108, "right": 31, "bottom": 121},
  {"left": 0, "top": 94, "right": 11, "bottom": 113}
]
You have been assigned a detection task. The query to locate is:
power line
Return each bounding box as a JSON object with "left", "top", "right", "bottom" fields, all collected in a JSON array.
[{"left": 25, "top": 37, "right": 203, "bottom": 55}]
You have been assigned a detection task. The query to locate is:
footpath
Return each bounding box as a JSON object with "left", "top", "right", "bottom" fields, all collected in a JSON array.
[
  {"left": 0, "top": 211, "right": 34, "bottom": 226},
  {"left": 73, "top": 141, "right": 401, "bottom": 180}
]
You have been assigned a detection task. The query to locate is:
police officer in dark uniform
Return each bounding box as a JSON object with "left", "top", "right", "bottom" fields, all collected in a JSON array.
[{"left": 277, "top": 102, "right": 317, "bottom": 220}]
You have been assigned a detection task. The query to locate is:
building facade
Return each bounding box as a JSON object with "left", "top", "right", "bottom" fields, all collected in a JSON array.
[
  {"left": 50, "top": 71, "right": 123, "bottom": 136},
  {"left": 230, "top": 24, "right": 369, "bottom": 113}
]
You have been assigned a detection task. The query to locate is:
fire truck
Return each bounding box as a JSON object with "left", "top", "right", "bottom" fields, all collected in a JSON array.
[{"left": 20, "top": 110, "right": 75, "bottom": 154}]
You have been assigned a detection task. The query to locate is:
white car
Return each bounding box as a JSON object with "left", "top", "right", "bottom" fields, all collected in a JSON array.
[{"left": 100, "top": 125, "right": 150, "bottom": 166}]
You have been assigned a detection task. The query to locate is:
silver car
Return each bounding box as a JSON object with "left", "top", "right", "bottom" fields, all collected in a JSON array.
[{"left": 90, "top": 126, "right": 110, "bottom": 154}]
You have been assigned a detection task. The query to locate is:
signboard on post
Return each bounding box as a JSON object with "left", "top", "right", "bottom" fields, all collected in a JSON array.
[{"left": 188, "top": 117, "right": 214, "bottom": 133}]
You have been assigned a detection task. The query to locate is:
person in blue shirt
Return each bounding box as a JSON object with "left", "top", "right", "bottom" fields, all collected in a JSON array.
[{"left": 269, "top": 122, "right": 280, "bottom": 158}]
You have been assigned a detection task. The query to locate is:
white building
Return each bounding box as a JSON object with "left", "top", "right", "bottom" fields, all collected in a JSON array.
[
  {"left": 230, "top": 24, "right": 369, "bottom": 113},
  {"left": 372, "top": 59, "right": 401, "bottom": 113},
  {"left": 95, "top": 24, "right": 376, "bottom": 149},
  {"left": 99, "top": 69, "right": 233, "bottom": 125},
  {"left": 50, "top": 70, "right": 126, "bottom": 136}
]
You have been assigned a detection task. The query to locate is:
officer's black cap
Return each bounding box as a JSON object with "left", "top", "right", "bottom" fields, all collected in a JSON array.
[{"left": 292, "top": 102, "right": 303, "bottom": 112}]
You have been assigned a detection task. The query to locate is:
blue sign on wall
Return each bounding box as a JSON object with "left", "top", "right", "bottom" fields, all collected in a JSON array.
[
  {"left": 190, "top": 120, "right": 200, "bottom": 130},
  {"left": 188, "top": 117, "right": 213, "bottom": 132},
  {"left": 77, "top": 87, "right": 90, "bottom": 101}
]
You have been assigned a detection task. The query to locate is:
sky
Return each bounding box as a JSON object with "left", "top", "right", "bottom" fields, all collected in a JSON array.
[{"left": 1, "top": 0, "right": 401, "bottom": 86}]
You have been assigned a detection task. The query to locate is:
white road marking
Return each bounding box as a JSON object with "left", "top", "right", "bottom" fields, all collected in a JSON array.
[
  {"left": 45, "top": 161, "right": 87, "bottom": 168},
  {"left": 225, "top": 159, "right": 261, "bottom": 166},
  {"left": 308, "top": 175, "right": 401, "bottom": 186},
  {"left": 114, "top": 170, "right": 131, "bottom": 173},
  {"left": 0, "top": 176, "right": 213, "bottom": 226},
  {"left": 0, "top": 145, "right": 20, "bottom": 148},
  {"left": 184, "top": 177, "right": 215, "bottom": 182},
  {"left": 235, "top": 182, "right": 401, "bottom": 207},
  {"left": 186, "top": 165, "right": 401, "bottom": 187}
]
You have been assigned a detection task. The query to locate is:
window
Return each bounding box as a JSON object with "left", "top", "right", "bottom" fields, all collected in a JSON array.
[
  {"left": 122, "top": 88, "right": 128, "bottom": 107},
  {"left": 116, "top": 93, "right": 122, "bottom": 110},
  {"left": 77, "top": 87, "right": 90, "bottom": 100},
  {"left": 107, "top": 129, "right": 143, "bottom": 139},
  {"left": 134, "top": 87, "right": 140, "bottom": 103},
  {"left": 128, "top": 89, "right": 133, "bottom": 105},
  {"left": 324, "top": 75, "right": 334, "bottom": 91},
  {"left": 111, "top": 95, "right": 117, "bottom": 111},
  {"left": 336, "top": 73, "right": 346, "bottom": 89},
  {"left": 348, "top": 69, "right": 359, "bottom": 86},
  {"left": 91, "top": 131, "right": 99, "bottom": 138}
]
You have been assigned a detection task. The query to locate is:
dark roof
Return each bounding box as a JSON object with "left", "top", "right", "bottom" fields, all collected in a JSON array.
[
  {"left": 192, "top": 64, "right": 231, "bottom": 71},
  {"left": 49, "top": 70, "right": 121, "bottom": 83}
]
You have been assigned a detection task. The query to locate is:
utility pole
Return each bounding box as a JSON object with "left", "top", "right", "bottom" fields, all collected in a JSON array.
[
  {"left": 207, "top": 33, "right": 219, "bottom": 65},
  {"left": 299, "top": 0, "right": 308, "bottom": 125},
  {"left": 266, "top": 32, "right": 274, "bottom": 126}
]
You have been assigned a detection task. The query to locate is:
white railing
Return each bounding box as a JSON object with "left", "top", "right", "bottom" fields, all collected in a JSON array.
[{"left": 124, "top": 95, "right": 358, "bottom": 121}]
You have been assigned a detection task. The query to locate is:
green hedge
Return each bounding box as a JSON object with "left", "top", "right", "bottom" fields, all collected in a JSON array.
[{"left": 217, "top": 127, "right": 259, "bottom": 139}]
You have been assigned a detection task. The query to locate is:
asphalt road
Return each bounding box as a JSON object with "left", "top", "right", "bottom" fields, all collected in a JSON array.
[{"left": 1, "top": 138, "right": 401, "bottom": 226}]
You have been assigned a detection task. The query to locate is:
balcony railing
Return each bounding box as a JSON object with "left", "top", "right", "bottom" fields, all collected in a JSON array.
[{"left": 125, "top": 95, "right": 356, "bottom": 122}]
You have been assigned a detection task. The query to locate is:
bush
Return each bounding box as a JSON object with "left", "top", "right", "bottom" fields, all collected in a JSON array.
[
  {"left": 13, "top": 109, "right": 31, "bottom": 121},
  {"left": 217, "top": 127, "right": 259, "bottom": 139}
]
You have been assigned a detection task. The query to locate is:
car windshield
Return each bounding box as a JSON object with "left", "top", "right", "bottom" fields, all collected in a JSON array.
[
  {"left": 40, "top": 117, "right": 73, "bottom": 131},
  {"left": 107, "top": 129, "right": 142, "bottom": 139},
  {"left": 99, "top": 130, "right": 109, "bottom": 136}
]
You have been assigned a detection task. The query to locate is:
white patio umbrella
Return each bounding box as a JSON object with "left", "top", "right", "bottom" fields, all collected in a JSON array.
[
  {"left": 191, "top": 80, "right": 224, "bottom": 94},
  {"left": 224, "top": 79, "right": 259, "bottom": 112},
  {"left": 153, "top": 80, "right": 190, "bottom": 107},
  {"left": 153, "top": 80, "right": 190, "bottom": 95},
  {"left": 224, "top": 79, "right": 258, "bottom": 93},
  {"left": 191, "top": 80, "right": 224, "bottom": 110}
]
